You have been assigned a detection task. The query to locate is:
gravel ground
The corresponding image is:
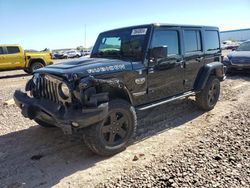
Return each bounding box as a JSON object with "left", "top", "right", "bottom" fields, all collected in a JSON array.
[
  {"left": 98, "top": 104, "right": 250, "bottom": 188},
  {"left": 0, "top": 62, "right": 250, "bottom": 187}
]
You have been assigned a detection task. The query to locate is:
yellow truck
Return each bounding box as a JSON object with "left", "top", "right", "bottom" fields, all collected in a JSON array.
[{"left": 0, "top": 44, "right": 53, "bottom": 74}]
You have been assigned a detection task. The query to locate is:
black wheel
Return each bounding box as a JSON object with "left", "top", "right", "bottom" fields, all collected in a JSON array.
[
  {"left": 225, "top": 67, "right": 232, "bottom": 75},
  {"left": 23, "top": 69, "right": 31, "bottom": 74},
  {"left": 31, "top": 62, "right": 44, "bottom": 73},
  {"left": 196, "top": 76, "right": 220, "bottom": 111},
  {"left": 83, "top": 99, "right": 137, "bottom": 156},
  {"left": 35, "top": 118, "right": 56, "bottom": 128}
]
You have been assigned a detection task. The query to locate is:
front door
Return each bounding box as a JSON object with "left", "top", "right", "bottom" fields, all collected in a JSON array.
[{"left": 147, "top": 27, "right": 185, "bottom": 102}]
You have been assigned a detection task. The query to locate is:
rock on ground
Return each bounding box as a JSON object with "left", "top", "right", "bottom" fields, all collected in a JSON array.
[{"left": 98, "top": 104, "right": 250, "bottom": 188}]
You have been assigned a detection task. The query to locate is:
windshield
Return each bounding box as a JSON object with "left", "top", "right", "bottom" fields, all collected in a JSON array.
[
  {"left": 237, "top": 41, "right": 250, "bottom": 51},
  {"left": 91, "top": 27, "right": 151, "bottom": 61}
]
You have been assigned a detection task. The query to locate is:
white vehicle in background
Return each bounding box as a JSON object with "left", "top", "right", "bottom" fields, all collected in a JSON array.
[
  {"left": 65, "top": 50, "right": 82, "bottom": 58},
  {"left": 81, "top": 50, "right": 91, "bottom": 56},
  {"left": 221, "top": 40, "right": 240, "bottom": 50}
]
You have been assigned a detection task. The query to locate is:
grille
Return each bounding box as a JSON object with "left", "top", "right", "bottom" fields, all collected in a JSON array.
[{"left": 34, "top": 76, "right": 60, "bottom": 104}]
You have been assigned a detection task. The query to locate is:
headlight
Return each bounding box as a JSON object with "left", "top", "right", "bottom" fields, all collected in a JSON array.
[
  {"left": 60, "top": 83, "right": 70, "bottom": 99},
  {"left": 32, "top": 73, "right": 40, "bottom": 84}
]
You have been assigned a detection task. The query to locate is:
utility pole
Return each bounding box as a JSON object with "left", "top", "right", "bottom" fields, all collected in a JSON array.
[{"left": 84, "top": 24, "right": 87, "bottom": 49}]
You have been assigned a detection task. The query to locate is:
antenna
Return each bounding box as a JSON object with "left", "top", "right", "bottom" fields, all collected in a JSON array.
[{"left": 84, "top": 24, "right": 87, "bottom": 49}]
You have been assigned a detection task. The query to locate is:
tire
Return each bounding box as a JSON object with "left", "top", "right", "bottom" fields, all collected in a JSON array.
[
  {"left": 83, "top": 99, "right": 137, "bottom": 156},
  {"left": 34, "top": 118, "right": 56, "bottom": 128},
  {"left": 23, "top": 69, "right": 31, "bottom": 74},
  {"left": 225, "top": 67, "right": 232, "bottom": 75},
  {"left": 30, "top": 62, "right": 44, "bottom": 73},
  {"left": 196, "top": 76, "right": 220, "bottom": 111}
]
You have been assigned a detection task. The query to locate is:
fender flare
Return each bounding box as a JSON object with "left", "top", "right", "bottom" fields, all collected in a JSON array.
[
  {"left": 27, "top": 57, "right": 46, "bottom": 68},
  {"left": 79, "top": 76, "right": 135, "bottom": 106},
  {"left": 194, "top": 61, "right": 225, "bottom": 91}
]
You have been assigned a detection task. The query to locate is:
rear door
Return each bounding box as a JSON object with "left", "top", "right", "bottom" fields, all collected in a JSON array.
[
  {"left": 182, "top": 28, "right": 204, "bottom": 90},
  {"left": 5, "top": 46, "right": 25, "bottom": 69}
]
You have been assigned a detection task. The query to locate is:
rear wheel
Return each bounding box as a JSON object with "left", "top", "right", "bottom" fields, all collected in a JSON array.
[
  {"left": 30, "top": 62, "right": 44, "bottom": 73},
  {"left": 35, "top": 118, "right": 56, "bottom": 128},
  {"left": 23, "top": 69, "right": 31, "bottom": 74},
  {"left": 196, "top": 76, "right": 220, "bottom": 111},
  {"left": 83, "top": 99, "right": 137, "bottom": 156}
]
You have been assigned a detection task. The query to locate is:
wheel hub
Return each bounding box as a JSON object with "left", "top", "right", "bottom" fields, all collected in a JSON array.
[
  {"left": 208, "top": 83, "right": 218, "bottom": 105},
  {"left": 101, "top": 111, "right": 128, "bottom": 145}
]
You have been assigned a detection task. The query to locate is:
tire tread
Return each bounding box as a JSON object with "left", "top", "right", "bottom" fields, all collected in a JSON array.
[
  {"left": 196, "top": 76, "right": 220, "bottom": 111},
  {"left": 83, "top": 99, "right": 137, "bottom": 156}
]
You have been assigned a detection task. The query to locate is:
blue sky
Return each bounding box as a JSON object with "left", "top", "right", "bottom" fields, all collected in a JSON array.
[{"left": 0, "top": 0, "right": 249, "bottom": 50}]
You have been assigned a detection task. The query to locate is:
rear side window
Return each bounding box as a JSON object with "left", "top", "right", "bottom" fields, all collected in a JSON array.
[
  {"left": 184, "top": 30, "right": 202, "bottom": 53},
  {"left": 204, "top": 31, "right": 220, "bottom": 51},
  {"left": 0, "top": 47, "right": 4, "bottom": 54},
  {"left": 151, "top": 30, "right": 179, "bottom": 55},
  {"left": 7, "top": 46, "right": 20, "bottom": 54}
]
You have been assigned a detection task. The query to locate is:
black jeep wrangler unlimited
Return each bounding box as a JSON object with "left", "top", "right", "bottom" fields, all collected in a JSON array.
[{"left": 14, "top": 24, "right": 225, "bottom": 156}]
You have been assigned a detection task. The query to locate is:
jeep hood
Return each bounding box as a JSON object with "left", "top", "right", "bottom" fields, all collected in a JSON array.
[{"left": 35, "top": 57, "right": 132, "bottom": 78}]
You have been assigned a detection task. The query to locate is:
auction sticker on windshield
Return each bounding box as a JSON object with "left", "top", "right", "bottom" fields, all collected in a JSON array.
[{"left": 131, "top": 28, "right": 147, "bottom": 35}]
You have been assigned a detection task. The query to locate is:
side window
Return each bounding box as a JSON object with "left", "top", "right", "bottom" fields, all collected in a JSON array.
[
  {"left": 151, "top": 30, "right": 179, "bottom": 55},
  {"left": 0, "top": 47, "right": 4, "bottom": 55},
  {"left": 184, "top": 30, "right": 202, "bottom": 53},
  {"left": 7, "top": 46, "right": 20, "bottom": 54},
  {"left": 204, "top": 31, "right": 220, "bottom": 51}
]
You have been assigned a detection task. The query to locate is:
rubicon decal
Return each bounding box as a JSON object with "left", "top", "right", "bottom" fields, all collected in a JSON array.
[{"left": 87, "top": 64, "right": 126, "bottom": 74}]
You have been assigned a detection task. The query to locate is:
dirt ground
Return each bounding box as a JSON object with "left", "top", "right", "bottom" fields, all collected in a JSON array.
[{"left": 0, "top": 57, "right": 249, "bottom": 187}]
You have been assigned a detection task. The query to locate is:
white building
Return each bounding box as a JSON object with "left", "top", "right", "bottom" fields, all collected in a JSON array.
[{"left": 220, "top": 28, "right": 250, "bottom": 42}]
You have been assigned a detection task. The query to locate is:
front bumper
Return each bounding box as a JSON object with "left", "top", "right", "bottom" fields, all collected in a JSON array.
[{"left": 14, "top": 90, "right": 108, "bottom": 134}]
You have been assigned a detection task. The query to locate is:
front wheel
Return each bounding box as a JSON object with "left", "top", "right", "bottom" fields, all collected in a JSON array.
[
  {"left": 196, "top": 76, "right": 220, "bottom": 111},
  {"left": 23, "top": 69, "right": 31, "bottom": 74},
  {"left": 31, "top": 62, "right": 44, "bottom": 73},
  {"left": 83, "top": 99, "right": 137, "bottom": 156}
]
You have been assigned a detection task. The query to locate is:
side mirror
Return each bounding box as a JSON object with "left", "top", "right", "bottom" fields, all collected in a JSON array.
[{"left": 150, "top": 46, "right": 168, "bottom": 59}]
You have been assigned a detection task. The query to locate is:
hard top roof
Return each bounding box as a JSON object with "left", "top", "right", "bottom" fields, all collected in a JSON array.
[{"left": 101, "top": 23, "right": 219, "bottom": 34}]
